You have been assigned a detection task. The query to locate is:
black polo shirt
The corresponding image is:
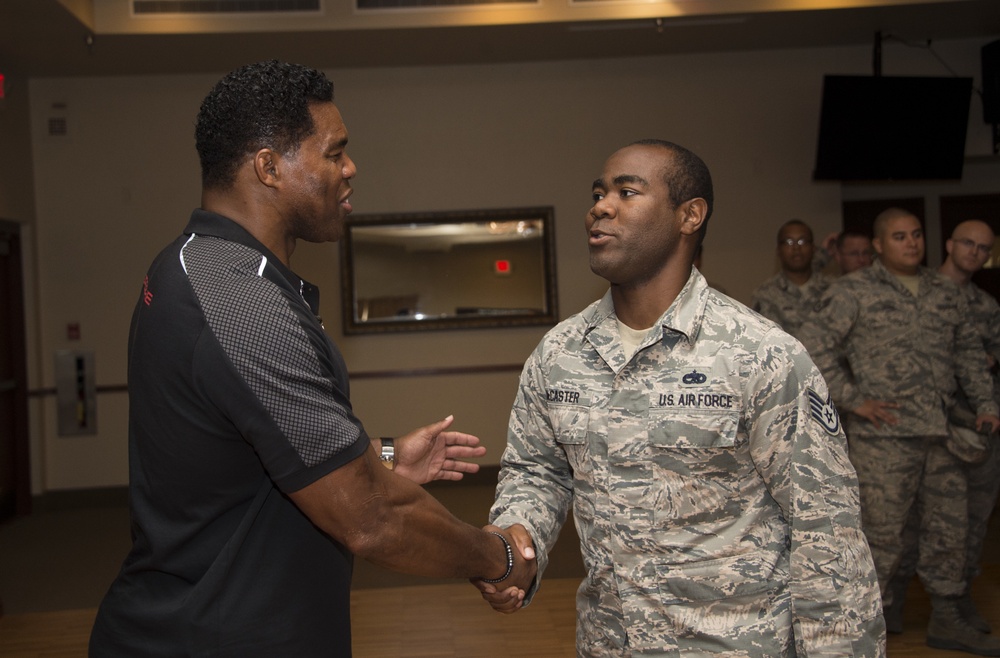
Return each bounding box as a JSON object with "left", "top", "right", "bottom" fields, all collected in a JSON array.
[{"left": 90, "top": 210, "right": 369, "bottom": 657}]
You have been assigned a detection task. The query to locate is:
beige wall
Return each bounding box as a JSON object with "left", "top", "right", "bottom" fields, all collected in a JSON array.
[
  {"left": 23, "top": 37, "right": 999, "bottom": 492},
  {"left": 0, "top": 74, "right": 37, "bottom": 223}
]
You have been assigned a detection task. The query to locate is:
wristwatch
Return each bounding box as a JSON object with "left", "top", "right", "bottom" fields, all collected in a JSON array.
[{"left": 379, "top": 438, "right": 395, "bottom": 470}]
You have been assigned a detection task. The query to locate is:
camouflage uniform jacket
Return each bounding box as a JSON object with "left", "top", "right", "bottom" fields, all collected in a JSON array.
[
  {"left": 491, "top": 270, "right": 884, "bottom": 657},
  {"left": 950, "top": 281, "right": 1000, "bottom": 429},
  {"left": 799, "top": 259, "right": 998, "bottom": 438},
  {"left": 751, "top": 270, "right": 832, "bottom": 339}
]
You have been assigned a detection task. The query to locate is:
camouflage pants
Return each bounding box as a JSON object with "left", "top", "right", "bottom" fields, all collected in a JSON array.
[
  {"left": 894, "top": 436, "right": 1000, "bottom": 590},
  {"left": 964, "top": 438, "right": 1000, "bottom": 581},
  {"left": 848, "top": 435, "right": 967, "bottom": 602}
]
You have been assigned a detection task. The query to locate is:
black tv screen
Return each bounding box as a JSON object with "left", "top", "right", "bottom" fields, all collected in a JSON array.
[{"left": 813, "top": 75, "right": 973, "bottom": 181}]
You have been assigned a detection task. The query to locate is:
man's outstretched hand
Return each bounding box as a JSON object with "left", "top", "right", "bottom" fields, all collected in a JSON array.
[{"left": 392, "top": 415, "right": 487, "bottom": 485}]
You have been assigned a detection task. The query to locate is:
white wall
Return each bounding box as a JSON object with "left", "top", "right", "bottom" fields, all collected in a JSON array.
[{"left": 25, "top": 36, "right": 999, "bottom": 491}]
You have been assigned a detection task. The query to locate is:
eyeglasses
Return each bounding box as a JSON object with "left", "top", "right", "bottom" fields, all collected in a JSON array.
[
  {"left": 780, "top": 238, "right": 812, "bottom": 247},
  {"left": 953, "top": 238, "right": 993, "bottom": 256}
]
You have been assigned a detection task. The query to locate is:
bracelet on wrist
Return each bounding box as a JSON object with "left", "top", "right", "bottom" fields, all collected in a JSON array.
[{"left": 481, "top": 531, "right": 514, "bottom": 584}]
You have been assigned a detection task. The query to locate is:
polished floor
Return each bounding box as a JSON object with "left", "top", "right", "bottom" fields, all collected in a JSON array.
[
  {"left": 1, "top": 478, "right": 998, "bottom": 657},
  {"left": 4, "top": 572, "right": 1000, "bottom": 657}
]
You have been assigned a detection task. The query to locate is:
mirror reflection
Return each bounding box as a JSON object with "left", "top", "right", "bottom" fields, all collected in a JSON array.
[{"left": 340, "top": 207, "right": 558, "bottom": 334}]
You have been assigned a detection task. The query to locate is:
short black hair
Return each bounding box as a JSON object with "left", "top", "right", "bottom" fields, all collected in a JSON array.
[
  {"left": 629, "top": 139, "right": 714, "bottom": 248},
  {"left": 777, "top": 219, "right": 813, "bottom": 243},
  {"left": 873, "top": 207, "right": 920, "bottom": 239},
  {"left": 628, "top": 139, "right": 714, "bottom": 221},
  {"left": 195, "top": 60, "right": 335, "bottom": 189}
]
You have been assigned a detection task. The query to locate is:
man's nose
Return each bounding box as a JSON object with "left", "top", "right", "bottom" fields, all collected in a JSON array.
[
  {"left": 343, "top": 154, "right": 357, "bottom": 179},
  {"left": 590, "top": 197, "right": 614, "bottom": 219}
]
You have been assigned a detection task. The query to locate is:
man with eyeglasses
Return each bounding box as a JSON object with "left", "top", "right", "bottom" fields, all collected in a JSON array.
[
  {"left": 799, "top": 208, "right": 1000, "bottom": 656},
  {"left": 884, "top": 219, "right": 1000, "bottom": 642},
  {"left": 752, "top": 219, "right": 833, "bottom": 339},
  {"left": 832, "top": 230, "right": 874, "bottom": 275},
  {"left": 815, "top": 230, "right": 873, "bottom": 276}
]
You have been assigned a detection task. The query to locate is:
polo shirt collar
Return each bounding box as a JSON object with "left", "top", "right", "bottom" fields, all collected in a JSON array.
[{"left": 185, "top": 208, "right": 321, "bottom": 315}]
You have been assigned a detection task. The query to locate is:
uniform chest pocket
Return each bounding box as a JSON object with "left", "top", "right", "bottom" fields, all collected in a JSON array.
[
  {"left": 647, "top": 409, "right": 739, "bottom": 449},
  {"left": 645, "top": 409, "right": 743, "bottom": 523},
  {"left": 550, "top": 404, "right": 592, "bottom": 476},
  {"left": 861, "top": 304, "right": 915, "bottom": 351}
]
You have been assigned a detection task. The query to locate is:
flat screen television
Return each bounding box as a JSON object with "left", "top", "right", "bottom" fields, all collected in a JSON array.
[{"left": 813, "top": 75, "right": 973, "bottom": 181}]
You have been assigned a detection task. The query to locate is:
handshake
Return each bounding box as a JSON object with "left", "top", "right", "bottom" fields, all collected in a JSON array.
[{"left": 472, "top": 524, "right": 538, "bottom": 614}]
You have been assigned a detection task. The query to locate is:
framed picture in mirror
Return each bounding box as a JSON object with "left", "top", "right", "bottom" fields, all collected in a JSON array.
[{"left": 339, "top": 206, "right": 558, "bottom": 334}]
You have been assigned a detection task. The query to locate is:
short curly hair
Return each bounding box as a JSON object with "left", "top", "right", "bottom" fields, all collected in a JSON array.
[{"left": 195, "top": 60, "right": 334, "bottom": 189}]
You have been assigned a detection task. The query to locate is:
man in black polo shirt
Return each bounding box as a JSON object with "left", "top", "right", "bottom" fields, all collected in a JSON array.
[{"left": 89, "top": 60, "right": 534, "bottom": 657}]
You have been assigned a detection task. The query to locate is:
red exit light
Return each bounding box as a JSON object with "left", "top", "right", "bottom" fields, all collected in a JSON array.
[{"left": 494, "top": 259, "right": 511, "bottom": 275}]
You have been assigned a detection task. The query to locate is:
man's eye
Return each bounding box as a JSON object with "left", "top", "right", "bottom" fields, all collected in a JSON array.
[
  {"left": 592, "top": 192, "right": 605, "bottom": 202},
  {"left": 620, "top": 189, "right": 637, "bottom": 198}
]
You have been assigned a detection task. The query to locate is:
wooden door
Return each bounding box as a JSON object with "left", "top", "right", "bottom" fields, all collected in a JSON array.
[{"left": 0, "top": 219, "right": 30, "bottom": 520}]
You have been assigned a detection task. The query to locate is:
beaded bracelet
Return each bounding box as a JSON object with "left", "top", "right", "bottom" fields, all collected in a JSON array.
[{"left": 481, "top": 531, "right": 514, "bottom": 583}]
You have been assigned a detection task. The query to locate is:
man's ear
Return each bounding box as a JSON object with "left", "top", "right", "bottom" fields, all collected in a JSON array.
[
  {"left": 871, "top": 236, "right": 884, "bottom": 256},
  {"left": 678, "top": 198, "right": 708, "bottom": 237},
  {"left": 253, "top": 149, "right": 279, "bottom": 187}
]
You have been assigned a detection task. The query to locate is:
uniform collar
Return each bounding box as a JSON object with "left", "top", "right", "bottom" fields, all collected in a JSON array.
[
  {"left": 585, "top": 267, "right": 709, "bottom": 348},
  {"left": 778, "top": 269, "right": 826, "bottom": 292},
  {"left": 870, "top": 257, "right": 932, "bottom": 293}
]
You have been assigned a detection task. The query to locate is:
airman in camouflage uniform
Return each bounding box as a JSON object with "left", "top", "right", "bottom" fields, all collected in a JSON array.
[
  {"left": 752, "top": 220, "right": 834, "bottom": 339},
  {"left": 887, "top": 219, "right": 1000, "bottom": 638},
  {"left": 480, "top": 140, "right": 885, "bottom": 657},
  {"left": 950, "top": 276, "right": 1000, "bottom": 627},
  {"left": 799, "top": 209, "right": 1000, "bottom": 656},
  {"left": 830, "top": 231, "right": 874, "bottom": 276}
]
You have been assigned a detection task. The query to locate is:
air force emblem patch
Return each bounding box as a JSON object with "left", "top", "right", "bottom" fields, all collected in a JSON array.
[{"left": 808, "top": 388, "right": 841, "bottom": 435}]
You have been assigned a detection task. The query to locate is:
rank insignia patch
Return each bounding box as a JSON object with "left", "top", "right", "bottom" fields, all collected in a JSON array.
[
  {"left": 681, "top": 369, "right": 708, "bottom": 385},
  {"left": 808, "top": 388, "right": 841, "bottom": 435}
]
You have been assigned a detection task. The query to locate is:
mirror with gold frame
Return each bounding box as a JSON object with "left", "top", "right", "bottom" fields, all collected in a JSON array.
[{"left": 339, "top": 206, "right": 558, "bottom": 334}]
